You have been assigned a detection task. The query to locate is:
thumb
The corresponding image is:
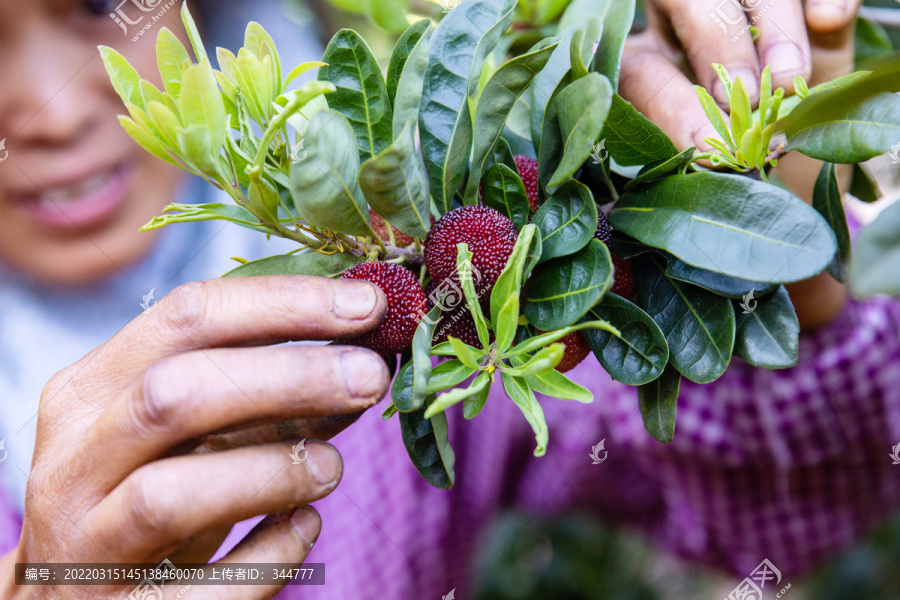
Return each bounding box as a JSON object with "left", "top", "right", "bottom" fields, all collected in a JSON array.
[{"left": 805, "top": 0, "right": 863, "bottom": 34}]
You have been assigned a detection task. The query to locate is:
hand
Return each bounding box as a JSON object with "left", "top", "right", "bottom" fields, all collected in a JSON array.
[
  {"left": 620, "top": 0, "right": 862, "bottom": 152},
  {"left": 0, "top": 275, "right": 390, "bottom": 599}
]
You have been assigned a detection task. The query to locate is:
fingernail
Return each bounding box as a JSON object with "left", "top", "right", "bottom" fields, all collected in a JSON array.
[
  {"left": 305, "top": 442, "right": 342, "bottom": 486},
  {"left": 712, "top": 68, "right": 759, "bottom": 105},
  {"left": 766, "top": 42, "right": 808, "bottom": 79},
  {"left": 808, "top": 0, "right": 846, "bottom": 10},
  {"left": 341, "top": 349, "right": 387, "bottom": 400},
  {"left": 692, "top": 123, "right": 720, "bottom": 152},
  {"left": 333, "top": 283, "right": 378, "bottom": 320},
  {"left": 291, "top": 506, "right": 321, "bottom": 549}
]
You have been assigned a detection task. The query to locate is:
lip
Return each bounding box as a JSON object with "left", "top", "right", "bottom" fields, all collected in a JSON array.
[{"left": 11, "top": 160, "right": 136, "bottom": 233}]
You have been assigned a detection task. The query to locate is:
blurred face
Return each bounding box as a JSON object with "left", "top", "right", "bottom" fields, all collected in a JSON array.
[{"left": 0, "top": 0, "right": 188, "bottom": 285}]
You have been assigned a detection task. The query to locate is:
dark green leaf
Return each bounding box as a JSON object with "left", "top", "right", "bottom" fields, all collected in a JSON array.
[
  {"left": 637, "top": 363, "right": 680, "bottom": 444},
  {"left": 289, "top": 110, "right": 373, "bottom": 237},
  {"left": 392, "top": 25, "right": 434, "bottom": 137},
  {"left": 855, "top": 17, "right": 894, "bottom": 65},
  {"left": 611, "top": 172, "right": 838, "bottom": 284},
  {"left": 501, "top": 372, "right": 549, "bottom": 456},
  {"left": 386, "top": 20, "right": 432, "bottom": 109},
  {"left": 666, "top": 260, "right": 779, "bottom": 300},
  {"left": 600, "top": 94, "right": 679, "bottom": 166},
  {"left": 463, "top": 380, "right": 492, "bottom": 419},
  {"left": 733, "top": 286, "right": 799, "bottom": 369},
  {"left": 587, "top": 0, "right": 636, "bottom": 89},
  {"left": 318, "top": 30, "right": 393, "bottom": 161},
  {"left": 223, "top": 252, "right": 362, "bottom": 278},
  {"left": 584, "top": 293, "right": 669, "bottom": 386},
  {"left": 537, "top": 75, "right": 570, "bottom": 195},
  {"left": 399, "top": 402, "right": 455, "bottom": 488},
  {"left": 623, "top": 147, "right": 695, "bottom": 191},
  {"left": 419, "top": 0, "right": 516, "bottom": 214},
  {"left": 851, "top": 163, "right": 882, "bottom": 204},
  {"left": 524, "top": 238, "right": 613, "bottom": 330},
  {"left": 464, "top": 43, "right": 557, "bottom": 203},
  {"left": 392, "top": 359, "right": 416, "bottom": 412},
  {"left": 482, "top": 164, "right": 530, "bottom": 230},
  {"left": 812, "top": 163, "right": 851, "bottom": 283},
  {"left": 634, "top": 255, "right": 735, "bottom": 384},
  {"left": 851, "top": 200, "right": 900, "bottom": 297},
  {"left": 532, "top": 179, "right": 598, "bottom": 261},
  {"left": 358, "top": 121, "right": 431, "bottom": 239},
  {"left": 530, "top": 28, "right": 577, "bottom": 150}
]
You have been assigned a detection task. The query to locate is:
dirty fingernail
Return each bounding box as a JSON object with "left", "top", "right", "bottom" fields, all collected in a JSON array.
[
  {"left": 342, "top": 349, "right": 387, "bottom": 400},
  {"left": 291, "top": 506, "right": 321, "bottom": 549},
  {"left": 334, "top": 283, "right": 378, "bottom": 320}
]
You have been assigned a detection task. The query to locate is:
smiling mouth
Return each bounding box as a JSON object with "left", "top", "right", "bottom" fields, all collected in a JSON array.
[{"left": 13, "top": 160, "right": 135, "bottom": 233}]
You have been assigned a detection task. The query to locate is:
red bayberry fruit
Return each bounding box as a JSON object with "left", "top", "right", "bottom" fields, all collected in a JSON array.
[
  {"left": 536, "top": 330, "right": 591, "bottom": 373},
  {"left": 342, "top": 262, "right": 426, "bottom": 356},
  {"left": 424, "top": 206, "right": 518, "bottom": 296},
  {"left": 594, "top": 212, "right": 637, "bottom": 300},
  {"left": 369, "top": 210, "right": 415, "bottom": 248},
  {"left": 513, "top": 155, "right": 541, "bottom": 213},
  {"left": 425, "top": 281, "right": 489, "bottom": 349}
]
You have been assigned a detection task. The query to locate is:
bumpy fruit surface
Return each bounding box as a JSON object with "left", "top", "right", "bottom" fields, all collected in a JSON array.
[
  {"left": 369, "top": 210, "right": 415, "bottom": 248},
  {"left": 538, "top": 330, "right": 591, "bottom": 373},
  {"left": 424, "top": 206, "right": 518, "bottom": 296},
  {"left": 514, "top": 155, "right": 541, "bottom": 213},
  {"left": 341, "top": 262, "right": 426, "bottom": 356},
  {"left": 594, "top": 212, "right": 637, "bottom": 300}
]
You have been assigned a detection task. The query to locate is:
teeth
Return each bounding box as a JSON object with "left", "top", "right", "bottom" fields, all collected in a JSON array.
[{"left": 43, "top": 167, "right": 116, "bottom": 204}]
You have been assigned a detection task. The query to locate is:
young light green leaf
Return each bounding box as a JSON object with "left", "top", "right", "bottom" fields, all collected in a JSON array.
[
  {"left": 117, "top": 116, "right": 181, "bottom": 168},
  {"left": 457, "top": 244, "right": 490, "bottom": 349},
  {"left": 729, "top": 77, "right": 752, "bottom": 150},
  {"left": 100, "top": 46, "right": 144, "bottom": 109},
  {"left": 532, "top": 179, "right": 598, "bottom": 261},
  {"left": 502, "top": 343, "right": 565, "bottom": 377},
  {"left": 409, "top": 303, "right": 444, "bottom": 411},
  {"left": 482, "top": 164, "right": 530, "bottom": 230},
  {"left": 501, "top": 372, "right": 549, "bottom": 456},
  {"left": 284, "top": 61, "right": 328, "bottom": 87},
  {"left": 794, "top": 76, "right": 809, "bottom": 99},
  {"left": 358, "top": 121, "right": 431, "bottom": 239},
  {"left": 570, "top": 28, "right": 590, "bottom": 80},
  {"left": 247, "top": 169, "right": 279, "bottom": 222},
  {"left": 223, "top": 251, "right": 362, "bottom": 278},
  {"left": 812, "top": 162, "right": 851, "bottom": 283},
  {"left": 694, "top": 86, "right": 734, "bottom": 150},
  {"left": 463, "top": 381, "right": 491, "bottom": 419},
  {"left": 156, "top": 28, "right": 191, "bottom": 99},
  {"left": 733, "top": 286, "right": 799, "bottom": 369},
  {"left": 179, "top": 62, "right": 227, "bottom": 157},
  {"left": 289, "top": 110, "right": 374, "bottom": 237},
  {"left": 244, "top": 21, "right": 282, "bottom": 88},
  {"left": 448, "top": 336, "right": 484, "bottom": 370},
  {"left": 491, "top": 224, "right": 543, "bottom": 353},
  {"left": 506, "top": 318, "right": 619, "bottom": 357},
  {"left": 427, "top": 359, "right": 477, "bottom": 395},
  {"left": 523, "top": 366, "right": 593, "bottom": 403},
  {"left": 181, "top": 2, "right": 208, "bottom": 63},
  {"left": 637, "top": 363, "right": 680, "bottom": 444},
  {"left": 140, "top": 203, "right": 272, "bottom": 234},
  {"left": 424, "top": 372, "right": 491, "bottom": 419}
]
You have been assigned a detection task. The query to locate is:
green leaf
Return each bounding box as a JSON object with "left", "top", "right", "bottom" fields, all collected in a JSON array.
[
  {"left": 463, "top": 381, "right": 492, "bottom": 419},
  {"left": 410, "top": 303, "right": 443, "bottom": 411},
  {"left": 482, "top": 164, "right": 530, "bottom": 230},
  {"left": 524, "top": 238, "right": 613, "bottom": 331},
  {"left": 420, "top": 0, "right": 516, "bottom": 214},
  {"left": 501, "top": 372, "right": 549, "bottom": 456},
  {"left": 289, "top": 110, "right": 373, "bottom": 237},
  {"left": 358, "top": 121, "right": 431, "bottom": 239},
  {"left": 367, "top": 0, "right": 410, "bottom": 33},
  {"left": 386, "top": 20, "right": 432, "bottom": 109},
  {"left": 532, "top": 179, "right": 598, "bottom": 261},
  {"left": 666, "top": 260, "right": 779, "bottom": 300},
  {"left": 176, "top": 123, "right": 218, "bottom": 174},
  {"left": 784, "top": 91, "right": 900, "bottom": 163},
  {"left": 392, "top": 26, "right": 434, "bottom": 138},
  {"left": 179, "top": 62, "right": 227, "bottom": 158},
  {"left": 623, "top": 148, "right": 695, "bottom": 191},
  {"left": 812, "top": 163, "right": 851, "bottom": 283},
  {"left": 536, "top": 75, "right": 570, "bottom": 194},
  {"left": 223, "top": 252, "right": 362, "bottom": 278},
  {"left": 399, "top": 403, "right": 455, "bottom": 488},
  {"left": 318, "top": 30, "right": 393, "bottom": 161},
  {"left": 456, "top": 244, "right": 490, "bottom": 348},
  {"left": 633, "top": 256, "right": 734, "bottom": 384},
  {"left": 733, "top": 286, "right": 799, "bottom": 369},
  {"left": 855, "top": 17, "right": 894, "bottom": 64},
  {"left": 156, "top": 28, "right": 191, "bottom": 99},
  {"left": 464, "top": 43, "right": 557, "bottom": 203},
  {"left": 284, "top": 61, "right": 328, "bottom": 88},
  {"left": 524, "top": 367, "right": 592, "bottom": 403},
  {"left": 140, "top": 203, "right": 271, "bottom": 234},
  {"left": 729, "top": 77, "right": 752, "bottom": 149},
  {"left": 117, "top": 116, "right": 180, "bottom": 168},
  {"left": 530, "top": 28, "right": 577, "bottom": 151},
  {"left": 590, "top": 0, "right": 634, "bottom": 89},
  {"left": 502, "top": 343, "right": 565, "bottom": 377},
  {"left": 424, "top": 372, "right": 491, "bottom": 419},
  {"left": 427, "top": 359, "right": 477, "bottom": 394},
  {"left": 637, "top": 364, "right": 680, "bottom": 444},
  {"left": 610, "top": 172, "right": 838, "bottom": 284},
  {"left": 244, "top": 22, "right": 282, "bottom": 93},
  {"left": 392, "top": 359, "right": 416, "bottom": 412},
  {"left": 600, "top": 94, "right": 679, "bottom": 166},
  {"left": 247, "top": 170, "right": 280, "bottom": 222},
  {"left": 851, "top": 163, "right": 882, "bottom": 204},
  {"left": 583, "top": 294, "right": 669, "bottom": 386},
  {"left": 491, "top": 224, "right": 543, "bottom": 353},
  {"left": 448, "top": 336, "right": 483, "bottom": 370},
  {"left": 181, "top": 2, "right": 208, "bottom": 63},
  {"left": 547, "top": 72, "right": 613, "bottom": 189},
  {"left": 506, "top": 319, "right": 619, "bottom": 357},
  {"left": 851, "top": 200, "right": 900, "bottom": 297},
  {"left": 99, "top": 46, "right": 144, "bottom": 109}
]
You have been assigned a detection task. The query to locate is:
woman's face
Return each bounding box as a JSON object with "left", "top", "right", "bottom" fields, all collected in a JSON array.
[{"left": 0, "top": 0, "right": 189, "bottom": 285}]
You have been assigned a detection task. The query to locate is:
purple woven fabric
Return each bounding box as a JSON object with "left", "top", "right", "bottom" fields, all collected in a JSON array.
[{"left": 206, "top": 296, "right": 900, "bottom": 599}]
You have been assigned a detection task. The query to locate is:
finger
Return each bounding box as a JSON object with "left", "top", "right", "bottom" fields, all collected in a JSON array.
[
  {"left": 805, "top": 1, "right": 859, "bottom": 87},
  {"left": 620, "top": 48, "right": 730, "bottom": 152},
  {"left": 75, "top": 275, "right": 387, "bottom": 397},
  {"left": 84, "top": 441, "right": 338, "bottom": 560},
  {"left": 79, "top": 344, "right": 387, "bottom": 491},
  {"left": 806, "top": 0, "right": 863, "bottom": 34},
  {"left": 655, "top": 0, "right": 761, "bottom": 105},
  {"left": 162, "top": 508, "right": 321, "bottom": 600},
  {"left": 195, "top": 412, "right": 364, "bottom": 452},
  {"left": 752, "top": 0, "right": 812, "bottom": 91}
]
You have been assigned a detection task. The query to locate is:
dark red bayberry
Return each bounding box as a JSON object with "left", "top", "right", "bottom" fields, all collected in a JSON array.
[
  {"left": 342, "top": 262, "right": 426, "bottom": 356},
  {"left": 425, "top": 281, "right": 490, "bottom": 349},
  {"left": 514, "top": 155, "right": 541, "bottom": 213},
  {"left": 424, "top": 206, "right": 517, "bottom": 296},
  {"left": 369, "top": 210, "right": 415, "bottom": 248},
  {"left": 594, "top": 212, "right": 637, "bottom": 300},
  {"left": 538, "top": 330, "right": 592, "bottom": 373}
]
